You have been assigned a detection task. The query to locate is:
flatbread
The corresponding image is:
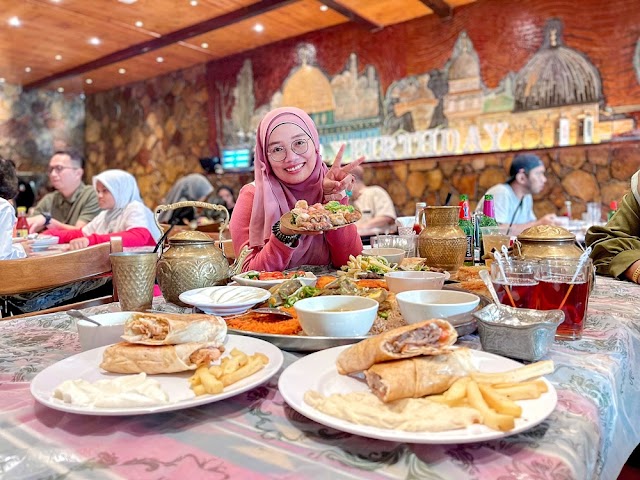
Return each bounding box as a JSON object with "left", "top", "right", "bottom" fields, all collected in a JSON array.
[
  {"left": 336, "top": 319, "right": 457, "bottom": 375},
  {"left": 364, "top": 348, "right": 473, "bottom": 402},
  {"left": 121, "top": 312, "right": 227, "bottom": 345},
  {"left": 100, "top": 341, "right": 223, "bottom": 374}
]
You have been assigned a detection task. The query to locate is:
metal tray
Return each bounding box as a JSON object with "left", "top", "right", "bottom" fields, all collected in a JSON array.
[{"left": 228, "top": 285, "right": 487, "bottom": 352}]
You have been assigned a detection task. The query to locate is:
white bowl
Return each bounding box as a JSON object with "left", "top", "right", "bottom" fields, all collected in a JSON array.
[
  {"left": 396, "top": 290, "right": 480, "bottom": 324},
  {"left": 76, "top": 311, "right": 133, "bottom": 351},
  {"left": 384, "top": 270, "right": 450, "bottom": 293},
  {"left": 293, "top": 295, "right": 379, "bottom": 337},
  {"left": 362, "top": 248, "right": 405, "bottom": 264},
  {"left": 231, "top": 271, "right": 317, "bottom": 289},
  {"left": 179, "top": 286, "right": 271, "bottom": 316}
]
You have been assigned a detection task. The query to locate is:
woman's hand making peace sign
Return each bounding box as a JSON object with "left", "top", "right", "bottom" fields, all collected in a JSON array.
[{"left": 323, "top": 145, "right": 365, "bottom": 202}]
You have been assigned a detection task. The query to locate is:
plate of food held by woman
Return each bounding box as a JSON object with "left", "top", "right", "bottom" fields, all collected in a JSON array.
[{"left": 280, "top": 200, "right": 361, "bottom": 234}]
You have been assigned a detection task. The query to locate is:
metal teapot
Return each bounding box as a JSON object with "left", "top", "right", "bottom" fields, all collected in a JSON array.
[
  {"left": 514, "top": 225, "right": 584, "bottom": 260},
  {"left": 155, "top": 201, "right": 230, "bottom": 305}
]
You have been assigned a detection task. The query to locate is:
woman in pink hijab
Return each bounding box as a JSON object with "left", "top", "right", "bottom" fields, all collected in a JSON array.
[{"left": 230, "top": 107, "right": 364, "bottom": 271}]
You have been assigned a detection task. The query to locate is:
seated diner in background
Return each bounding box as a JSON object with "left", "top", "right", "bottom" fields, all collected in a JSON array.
[
  {"left": 46, "top": 169, "right": 161, "bottom": 250},
  {"left": 475, "top": 154, "right": 561, "bottom": 235},
  {"left": 350, "top": 165, "right": 397, "bottom": 237},
  {"left": 0, "top": 157, "right": 26, "bottom": 260},
  {"left": 229, "top": 106, "right": 364, "bottom": 271},
  {"left": 157, "top": 173, "right": 214, "bottom": 225},
  {"left": 586, "top": 168, "right": 640, "bottom": 283},
  {"left": 28, "top": 150, "right": 100, "bottom": 233}
]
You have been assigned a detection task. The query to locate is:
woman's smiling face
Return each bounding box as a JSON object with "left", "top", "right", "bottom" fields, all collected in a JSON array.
[{"left": 266, "top": 123, "right": 316, "bottom": 185}]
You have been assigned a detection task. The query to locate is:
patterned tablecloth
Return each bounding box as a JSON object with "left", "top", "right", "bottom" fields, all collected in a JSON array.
[{"left": 0, "top": 277, "right": 638, "bottom": 480}]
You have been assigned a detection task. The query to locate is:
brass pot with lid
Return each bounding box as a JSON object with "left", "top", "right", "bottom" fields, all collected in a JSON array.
[
  {"left": 155, "top": 201, "right": 230, "bottom": 305},
  {"left": 515, "top": 225, "right": 583, "bottom": 260}
]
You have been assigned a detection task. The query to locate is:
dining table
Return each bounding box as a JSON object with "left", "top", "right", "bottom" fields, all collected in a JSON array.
[{"left": 0, "top": 275, "right": 638, "bottom": 480}]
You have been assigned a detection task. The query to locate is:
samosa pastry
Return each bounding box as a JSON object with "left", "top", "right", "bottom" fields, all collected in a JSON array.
[
  {"left": 336, "top": 319, "right": 457, "bottom": 375},
  {"left": 100, "top": 341, "right": 224, "bottom": 374},
  {"left": 365, "top": 348, "right": 473, "bottom": 403},
  {"left": 122, "top": 312, "right": 227, "bottom": 345}
]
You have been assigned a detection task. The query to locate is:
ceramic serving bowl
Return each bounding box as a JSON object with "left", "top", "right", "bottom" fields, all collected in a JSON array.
[
  {"left": 384, "top": 270, "right": 451, "bottom": 293},
  {"left": 76, "top": 311, "right": 133, "bottom": 351},
  {"left": 363, "top": 248, "right": 406, "bottom": 264},
  {"left": 396, "top": 290, "right": 480, "bottom": 324},
  {"left": 293, "top": 295, "right": 379, "bottom": 337}
]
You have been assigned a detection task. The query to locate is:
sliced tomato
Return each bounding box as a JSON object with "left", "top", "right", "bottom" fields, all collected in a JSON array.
[{"left": 258, "top": 271, "right": 285, "bottom": 280}]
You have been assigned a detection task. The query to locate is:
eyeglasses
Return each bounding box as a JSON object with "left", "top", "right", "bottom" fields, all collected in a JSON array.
[
  {"left": 267, "top": 138, "right": 310, "bottom": 162},
  {"left": 47, "top": 165, "right": 77, "bottom": 175}
]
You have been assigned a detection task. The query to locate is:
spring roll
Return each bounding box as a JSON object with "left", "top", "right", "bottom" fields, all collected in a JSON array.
[
  {"left": 336, "top": 319, "right": 457, "bottom": 375},
  {"left": 100, "top": 341, "right": 224, "bottom": 374},
  {"left": 364, "top": 348, "right": 472, "bottom": 402},
  {"left": 121, "top": 312, "right": 227, "bottom": 345}
]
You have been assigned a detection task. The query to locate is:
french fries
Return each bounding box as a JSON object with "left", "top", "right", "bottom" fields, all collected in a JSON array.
[
  {"left": 188, "top": 348, "right": 269, "bottom": 396},
  {"left": 423, "top": 360, "right": 553, "bottom": 432}
]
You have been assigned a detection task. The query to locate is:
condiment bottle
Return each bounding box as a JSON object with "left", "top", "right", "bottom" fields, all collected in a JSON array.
[
  {"left": 458, "top": 194, "right": 474, "bottom": 266},
  {"left": 608, "top": 200, "right": 618, "bottom": 221},
  {"left": 15, "top": 206, "right": 29, "bottom": 238},
  {"left": 478, "top": 195, "right": 498, "bottom": 262},
  {"left": 564, "top": 200, "right": 572, "bottom": 219},
  {"left": 413, "top": 201, "right": 427, "bottom": 234}
]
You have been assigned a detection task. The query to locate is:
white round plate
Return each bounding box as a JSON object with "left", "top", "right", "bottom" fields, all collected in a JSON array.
[
  {"left": 31, "top": 235, "right": 59, "bottom": 246},
  {"left": 179, "top": 286, "right": 271, "bottom": 316},
  {"left": 231, "top": 271, "right": 317, "bottom": 289},
  {"left": 30, "top": 334, "right": 283, "bottom": 416},
  {"left": 279, "top": 346, "right": 557, "bottom": 444}
]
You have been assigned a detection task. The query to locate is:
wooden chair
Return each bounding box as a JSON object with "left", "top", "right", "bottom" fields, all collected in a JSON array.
[{"left": 0, "top": 238, "right": 123, "bottom": 319}]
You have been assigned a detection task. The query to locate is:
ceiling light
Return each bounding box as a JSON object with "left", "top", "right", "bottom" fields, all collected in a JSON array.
[
  {"left": 55, "top": 54, "right": 62, "bottom": 61},
  {"left": 25, "top": 67, "right": 31, "bottom": 73},
  {"left": 0, "top": 78, "right": 5, "bottom": 83},
  {"left": 89, "top": 37, "right": 101, "bottom": 45},
  {"left": 50, "top": 0, "right": 62, "bottom": 3},
  {"left": 85, "top": 78, "right": 93, "bottom": 84},
  {"left": 57, "top": 87, "right": 64, "bottom": 93},
  {"left": 200, "top": 42, "right": 209, "bottom": 49},
  {"left": 320, "top": 5, "right": 328, "bottom": 11},
  {"left": 190, "top": 0, "right": 198, "bottom": 5},
  {"left": 135, "top": 20, "right": 143, "bottom": 27},
  {"left": 118, "top": 68, "right": 126, "bottom": 74},
  {"left": 156, "top": 56, "right": 164, "bottom": 63},
  {"left": 118, "top": 0, "right": 138, "bottom": 4},
  {"left": 8, "top": 16, "right": 21, "bottom": 27},
  {"left": 253, "top": 23, "right": 264, "bottom": 33}
]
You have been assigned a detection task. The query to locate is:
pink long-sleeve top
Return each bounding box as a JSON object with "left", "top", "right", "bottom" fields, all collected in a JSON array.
[
  {"left": 46, "top": 227, "right": 156, "bottom": 248},
  {"left": 230, "top": 184, "right": 362, "bottom": 272}
]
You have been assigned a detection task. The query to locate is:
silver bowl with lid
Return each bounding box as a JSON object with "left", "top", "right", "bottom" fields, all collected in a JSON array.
[{"left": 473, "top": 304, "right": 564, "bottom": 361}]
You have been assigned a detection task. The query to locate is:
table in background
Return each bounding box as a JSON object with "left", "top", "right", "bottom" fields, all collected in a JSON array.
[{"left": 0, "top": 278, "right": 638, "bottom": 479}]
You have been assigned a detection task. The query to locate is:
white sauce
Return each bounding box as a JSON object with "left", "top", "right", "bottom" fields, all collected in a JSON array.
[{"left": 53, "top": 373, "right": 170, "bottom": 408}]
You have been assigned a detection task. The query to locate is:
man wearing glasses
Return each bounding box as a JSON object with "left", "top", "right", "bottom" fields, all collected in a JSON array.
[{"left": 28, "top": 150, "right": 100, "bottom": 233}]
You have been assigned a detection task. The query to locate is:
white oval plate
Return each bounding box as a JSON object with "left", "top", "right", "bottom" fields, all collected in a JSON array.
[
  {"left": 279, "top": 346, "right": 557, "bottom": 444},
  {"left": 30, "top": 334, "right": 283, "bottom": 416},
  {"left": 231, "top": 271, "right": 317, "bottom": 289},
  {"left": 179, "top": 286, "right": 271, "bottom": 316}
]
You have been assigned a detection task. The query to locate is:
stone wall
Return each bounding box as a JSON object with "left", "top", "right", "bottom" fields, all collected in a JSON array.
[
  {"left": 0, "top": 82, "right": 84, "bottom": 171},
  {"left": 363, "top": 142, "right": 640, "bottom": 219},
  {"left": 84, "top": 66, "right": 219, "bottom": 208}
]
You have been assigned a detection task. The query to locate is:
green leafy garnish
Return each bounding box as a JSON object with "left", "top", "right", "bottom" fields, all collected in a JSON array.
[{"left": 324, "top": 201, "right": 354, "bottom": 214}]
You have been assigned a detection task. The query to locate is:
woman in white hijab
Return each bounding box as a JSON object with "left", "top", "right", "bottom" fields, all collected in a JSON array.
[{"left": 48, "top": 170, "right": 161, "bottom": 250}]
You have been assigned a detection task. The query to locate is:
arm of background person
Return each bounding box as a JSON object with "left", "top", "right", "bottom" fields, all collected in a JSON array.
[
  {"left": 585, "top": 192, "right": 640, "bottom": 278},
  {"left": 0, "top": 204, "right": 27, "bottom": 259},
  {"left": 84, "top": 228, "right": 155, "bottom": 247},
  {"left": 27, "top": 194, "right": 53, "bottom": 233}
]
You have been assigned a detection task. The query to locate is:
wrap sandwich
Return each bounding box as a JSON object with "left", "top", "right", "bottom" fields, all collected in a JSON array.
[
  {"left": 121, "top": 312, "right": 227, "bottom": 345},
  {"left": 100, "top": 341, "right": 224, "bottom": 374},
  {"left": 336, "top": 319, "right": 457, "bottom": 375},
  {"left": 364, "top": 347, "right": 473, "bottom": 402}
]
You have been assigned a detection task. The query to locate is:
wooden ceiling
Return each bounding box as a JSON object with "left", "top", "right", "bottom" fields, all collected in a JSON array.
[{"left": 1, "top": 0, "right": 475, "bottom": 95}]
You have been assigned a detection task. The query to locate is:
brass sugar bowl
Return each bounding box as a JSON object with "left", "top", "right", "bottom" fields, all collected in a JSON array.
[{"left": 515, "top": 225, "right": 583, "bottom": 260}]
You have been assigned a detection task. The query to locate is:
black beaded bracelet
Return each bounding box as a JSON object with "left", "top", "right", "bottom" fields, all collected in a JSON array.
[{"left": 272, "top": 220, "right": 300, "bottom": 247}]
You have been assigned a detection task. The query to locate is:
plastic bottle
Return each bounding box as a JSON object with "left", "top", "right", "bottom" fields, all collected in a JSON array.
[
  {"left": 413, "top": 202, "right": 426, "bottom": 234},
  {"left": 458, "top": 195, "right": 474, "bottom": 266},
  {"left": 564, "top": 200, "right": 572, "bottom": 219},
  {"left": 15, "top": 206, "right": 29, "bottom": 238},
  {"left": 608, "top": 200, "right": 618, "bottom": 221}
]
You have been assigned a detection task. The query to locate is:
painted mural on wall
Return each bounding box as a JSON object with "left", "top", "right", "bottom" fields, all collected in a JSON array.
[{"left": 216, "top": 18, "right": 635, "bottom": 163}]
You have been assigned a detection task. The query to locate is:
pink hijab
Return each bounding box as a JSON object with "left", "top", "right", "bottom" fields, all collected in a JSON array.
[{"left": 249, "top": 107, "right": 329, "bottom": 264}]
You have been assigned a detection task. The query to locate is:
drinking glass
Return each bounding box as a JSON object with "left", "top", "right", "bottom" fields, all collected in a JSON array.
[
  {"left": 110, "top": 252, "right": 158, "bottom": 311},
  {"left": 374, "top": 234, "right": 417, "bottom": 257},
  {"left": 490, "top": 260, "right": 539, "bottom": 308},
  {"left": 534, "top": 258, "right": 592, "bottom": 340},
  {"left": 480, "top": 226, "right": 511, "bottom": 264}
]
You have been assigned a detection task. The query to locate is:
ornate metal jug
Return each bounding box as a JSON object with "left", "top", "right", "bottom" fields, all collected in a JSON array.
[
  {"left": 155, "top": 201, "right": 230, "bottom": 305},
  {"left": 418, "top": 206, "right": 467, "bottom": 273}
]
